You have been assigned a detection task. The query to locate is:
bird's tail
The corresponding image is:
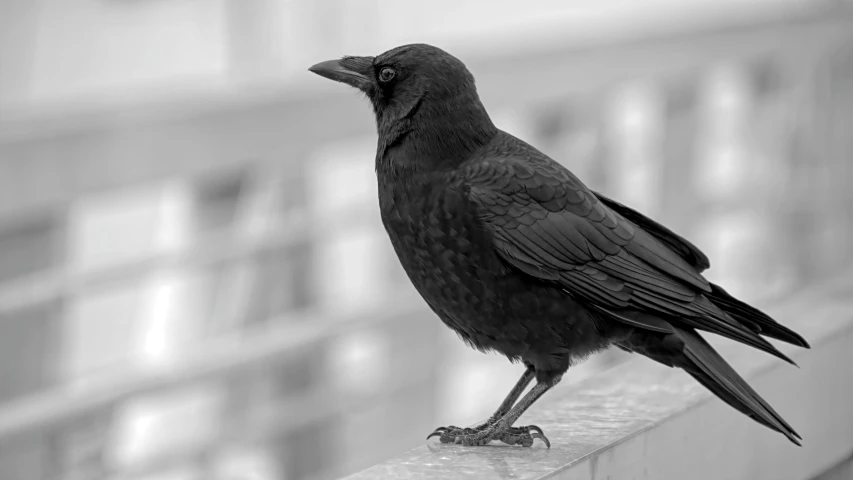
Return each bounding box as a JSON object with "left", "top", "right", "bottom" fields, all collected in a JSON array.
[
  {"left": 707, "top": 283, "right": 810, "bottom": 348},
  {"left": 673, "top": 326, "right": 802, "bottom": 446}
]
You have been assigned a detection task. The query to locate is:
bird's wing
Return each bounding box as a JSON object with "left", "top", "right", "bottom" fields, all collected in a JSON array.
[
  {"left": 592, "top": 191, "right": 710, "bottom": 272},
  {"left": 460, "top": 153, "right": 790, "bottom": 361},
  {"left": 592, "top": 190, "right": 807, "bottom": 347}
]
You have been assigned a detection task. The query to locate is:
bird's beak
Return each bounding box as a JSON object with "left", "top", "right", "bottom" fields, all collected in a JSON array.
[{"left": 308, "top": 56, "right": 373, "bottom": 91}]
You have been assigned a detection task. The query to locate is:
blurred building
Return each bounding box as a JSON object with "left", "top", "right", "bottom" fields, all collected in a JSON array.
[{"left": 0, "top": 1, "right": 851, "bottom": 480}]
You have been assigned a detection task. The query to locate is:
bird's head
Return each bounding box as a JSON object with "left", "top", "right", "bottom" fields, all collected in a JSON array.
[{"left": 309, "top": 44, "right": 497, "bottom": 173}]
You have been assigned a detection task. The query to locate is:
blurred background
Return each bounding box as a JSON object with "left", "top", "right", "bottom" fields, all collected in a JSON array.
[{"left": 0, "top": 0, "right": 852, "bottom": 479}]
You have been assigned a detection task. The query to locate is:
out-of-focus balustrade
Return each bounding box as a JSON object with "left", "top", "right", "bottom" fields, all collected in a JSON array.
[{"left": 0, "top": 2, "right": 851, "bottom": 480}]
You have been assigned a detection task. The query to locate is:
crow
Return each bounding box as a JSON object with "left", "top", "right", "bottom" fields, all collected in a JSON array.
[{"left": 309, "top": 43, "right": 809, "bottom": 448}]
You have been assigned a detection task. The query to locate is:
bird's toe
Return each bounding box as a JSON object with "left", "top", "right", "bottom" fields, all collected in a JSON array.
[
  {"left": 427, "top": 424, "right": 484, "bottom": 442},
  {"left": 498, "top": 425, "right": 551, "bottom": 448},
  {"left": 427, "top": 424, "right": 492, "bottom": 445},
  {"left": 427, "top": 426, "right": 463, "bottom": 443}
]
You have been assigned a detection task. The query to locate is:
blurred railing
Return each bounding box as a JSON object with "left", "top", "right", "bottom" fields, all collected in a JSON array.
[{"left": 0, "top": 2, "right": 851, "bottom": 480}]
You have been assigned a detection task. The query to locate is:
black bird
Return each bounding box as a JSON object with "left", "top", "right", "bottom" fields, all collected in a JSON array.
[{"left": 309, "top": 44, "right": 809, "bottom": 448}]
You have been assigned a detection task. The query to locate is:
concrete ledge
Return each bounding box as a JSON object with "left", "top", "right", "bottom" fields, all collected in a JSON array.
[{"left": 345, "top": 275, "right": 853, "bottom": 480}]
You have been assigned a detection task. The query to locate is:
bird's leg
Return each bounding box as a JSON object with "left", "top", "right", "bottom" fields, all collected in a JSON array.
[
  {"left": 427, "top": 366, "right": 534, "bottom": 440},
  {"left": 486, "top": 374, "right": 561, "bottom": 447},
  {"left": 432, "top": 372, "right": 562, "bottom": 448},
  {"left": 481, "top": 365, "right": 536, "bottom": 426}
]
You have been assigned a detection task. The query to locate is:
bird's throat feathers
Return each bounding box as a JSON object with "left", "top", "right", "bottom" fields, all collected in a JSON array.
[{"left": 374, "top": 87, "right": 497, "bottom": 181}]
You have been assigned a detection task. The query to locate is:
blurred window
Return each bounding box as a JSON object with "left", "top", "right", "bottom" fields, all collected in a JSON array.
[
  {"left": 0, "top": 300, "right": 62, "bottom": 404},
  {"left": 0, "top": 214, "right": 59, "bottom": 284},
  {"left": 107, "top": 383, "right": 225, "bottom": 476},
  {"left": 307, "top": 138, "right": 391, "bottom": 315}
]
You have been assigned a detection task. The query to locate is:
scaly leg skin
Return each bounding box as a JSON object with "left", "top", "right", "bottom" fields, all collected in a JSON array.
[
  {"left": 430, "top": 371, "right": 562, "bottom": 448},
  {"left": 427, "top": 366, "right": 534, "bottom": 441}
]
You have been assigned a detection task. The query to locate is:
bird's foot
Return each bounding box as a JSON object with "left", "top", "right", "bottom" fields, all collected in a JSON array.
[{"left": 427, "top": 424, "right": 550, "bottom": 448}]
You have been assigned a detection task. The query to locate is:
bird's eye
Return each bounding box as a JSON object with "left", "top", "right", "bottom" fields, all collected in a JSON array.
[{"left": 378, "top": 67, "right": 396, "bottom": 83}]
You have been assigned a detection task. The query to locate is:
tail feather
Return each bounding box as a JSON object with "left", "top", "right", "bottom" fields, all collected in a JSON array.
[
  {"left": 708, "top": 283, "right": 810, "bottom": 349},
  {"left": 674, "top": 326, "right": 802, "bottom": 445}
]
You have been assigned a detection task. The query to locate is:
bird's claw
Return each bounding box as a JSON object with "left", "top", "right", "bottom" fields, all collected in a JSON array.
[{"left": 426, "top": 424, "right": 550, "bottom": 448}]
